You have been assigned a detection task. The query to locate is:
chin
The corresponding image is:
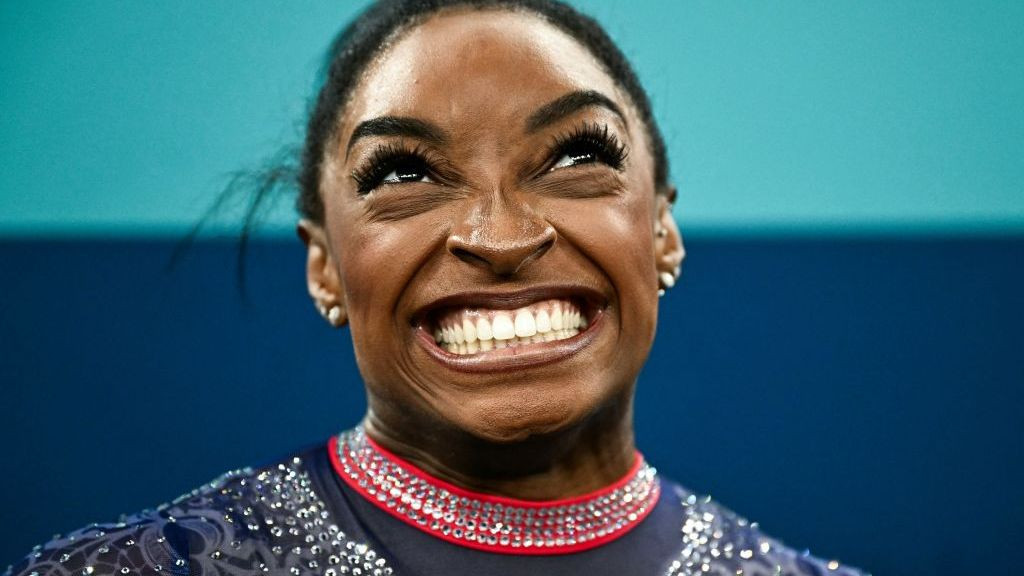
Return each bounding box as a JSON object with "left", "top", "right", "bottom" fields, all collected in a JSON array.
[{"left": 449, "top": 386, "right": 599, "bottom": 444}]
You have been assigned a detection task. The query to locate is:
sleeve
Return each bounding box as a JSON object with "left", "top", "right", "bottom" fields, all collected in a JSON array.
[
  {"left": 665, "top": 488, "right": 870, "bottom": 576},
  {"left": 3, "top": 510, "right": 190, "bottom": 576},
  {"left": 4, "top": 460, "right": 375, "bottom": 576},
  {"left": 3, "top": 468, "right": 254, "bottom": 576}
]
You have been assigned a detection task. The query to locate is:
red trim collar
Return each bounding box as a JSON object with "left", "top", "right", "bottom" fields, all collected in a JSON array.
[{"left": 327, "top": 427, "right": 660, "bottom": 555}]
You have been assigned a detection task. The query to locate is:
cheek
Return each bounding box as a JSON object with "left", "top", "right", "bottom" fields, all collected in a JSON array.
[
  {"left": 548, "top": 194, "right": 657, "bottom": 289},
  {"left": 546, "top": 194, "right": 658, "bottom": 340},
  {"left": 335, "top": 216, "right": 442, "bottom": 333}
]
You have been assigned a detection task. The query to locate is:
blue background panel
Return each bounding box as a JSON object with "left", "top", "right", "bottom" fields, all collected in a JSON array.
[{"left": 2, "top": 236, "right": 1022, "bottom": 575}]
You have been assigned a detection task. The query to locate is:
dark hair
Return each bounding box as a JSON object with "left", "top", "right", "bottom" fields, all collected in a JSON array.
[{"left": 185, "top": 0, "right": 670, "bottom": 285}]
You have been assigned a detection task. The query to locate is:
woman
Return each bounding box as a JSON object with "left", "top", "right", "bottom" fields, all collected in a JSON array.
[{"left": 6, "top": 1, "right": 865, "bottom": 575}]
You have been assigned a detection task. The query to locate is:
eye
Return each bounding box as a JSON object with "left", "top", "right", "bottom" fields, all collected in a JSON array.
[
  {"left": 351, "top": 143, "right": 438, "bottom": 194},
  {"left": 552, "top": 146, "right": 600, "bottom": 169},
  {"left": 548, "top": 123, "right": 628, "bottom": 173},
  {"left": 380, "top": 159, "right": 432, "bottom": 185}
]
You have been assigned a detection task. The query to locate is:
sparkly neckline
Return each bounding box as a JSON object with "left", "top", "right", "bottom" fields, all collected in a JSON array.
[{"left": 328, "top": 426, "right": 661, "bottom": 555}]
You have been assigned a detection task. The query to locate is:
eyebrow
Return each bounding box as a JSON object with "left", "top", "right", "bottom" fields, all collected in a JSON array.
[
  {"left": 345, "top": 90, "right": 624, "bottom": 156},
  {"left": 346, "top": 116, "right": 447, "bottom": 157},
  {"left": 526, "top": 89, "right": 627, "bottom": 133}
]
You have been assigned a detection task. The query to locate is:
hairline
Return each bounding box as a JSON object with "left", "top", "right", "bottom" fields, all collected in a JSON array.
[{"left": 319, "top": 4, "right": 664, "bottom": 199}]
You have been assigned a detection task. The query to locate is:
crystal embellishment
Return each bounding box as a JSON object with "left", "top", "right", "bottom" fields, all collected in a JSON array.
[{"left": 329, "top": 426, "right": 660, "bottom": 555}]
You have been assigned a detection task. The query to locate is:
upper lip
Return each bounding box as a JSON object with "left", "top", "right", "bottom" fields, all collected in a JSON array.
[{"left": 412, "top": 285, "right": 606, "bottom": 327}]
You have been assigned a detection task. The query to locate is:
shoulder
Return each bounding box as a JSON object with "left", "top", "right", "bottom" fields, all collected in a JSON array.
[
  {"left": 661, "top": 481, "right": 870, "bottom": 576},
  {"left": 4, "top": 463, "right": 255, "bottom": 576},
  {"left": 4, "top": 449, "right": 385, "bottom": 576}
]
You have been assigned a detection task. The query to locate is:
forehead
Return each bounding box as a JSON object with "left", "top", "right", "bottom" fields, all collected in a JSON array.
[{"left": 342, "top": 9, "right": 625, "bottom": 133}]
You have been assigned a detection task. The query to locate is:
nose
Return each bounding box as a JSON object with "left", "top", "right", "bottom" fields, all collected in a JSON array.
[{"left": 446, "top": 193, "right": 556, "bottom": 276}]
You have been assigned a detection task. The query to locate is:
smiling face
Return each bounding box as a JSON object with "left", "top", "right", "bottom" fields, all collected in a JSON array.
[{"left": 302, "top": 8, "right": 683, "bottom": 446}]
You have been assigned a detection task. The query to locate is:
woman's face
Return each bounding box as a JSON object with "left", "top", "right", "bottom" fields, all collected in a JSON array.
[{"left": 303, "top": 9, "right": 682, "bottom": 443}]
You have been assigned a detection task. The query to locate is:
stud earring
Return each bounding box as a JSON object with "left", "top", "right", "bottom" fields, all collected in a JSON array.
[
  {"left": 659, "top": 272, "right": 676, "bottom": 289},
  {"left": 658, "top": 270, "right": 679, "bottom": 298},
  {"left": 327, "top": 305, "right": 343, "bottom": 326},
  {"left": 656, "top": 227, "right": 668, "bottom": 238},
  {"left": 316, "top": 302, "right": 343, "bottom": 327}
]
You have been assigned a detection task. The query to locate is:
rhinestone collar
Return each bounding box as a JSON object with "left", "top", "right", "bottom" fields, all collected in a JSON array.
[{"left": 328, "top": 426, "right": 660, "bottom": 555}]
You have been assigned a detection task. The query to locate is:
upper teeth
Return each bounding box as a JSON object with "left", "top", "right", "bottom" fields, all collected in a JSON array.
[{"left": 432, "top": 299, "right": 587, "bottom": 355}]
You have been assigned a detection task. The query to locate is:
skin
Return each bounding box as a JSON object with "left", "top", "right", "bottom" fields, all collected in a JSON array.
[{"left": 298, "top": 8, "right": 684, "bottom": 500}]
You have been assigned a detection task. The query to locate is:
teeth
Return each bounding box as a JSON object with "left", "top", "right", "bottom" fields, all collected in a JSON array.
[
  {"left": 431, "top": 298, "right": 592, "bottom": 355},
  {"left": 514, "top": 310, "right": 537, "bottom": 337},
  {"left": 476, "top": 317, "right": 492, "bottom": 341},
  {"left": 536, "top": 309, "right": 551, "bottom": 333},
  {"left": 492, "top": 313, "right": 515, "bottom": 340}
]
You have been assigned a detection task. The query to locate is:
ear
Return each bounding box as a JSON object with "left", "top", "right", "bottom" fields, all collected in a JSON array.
[
  {"left": 655, "top": 186, "right": 685, "bottom": 285},
  {"left": 297, "top": 219, "right": 347, "bottom": 327}
]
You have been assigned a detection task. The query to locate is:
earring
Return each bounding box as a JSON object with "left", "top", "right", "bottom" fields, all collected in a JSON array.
[
  {"left": 327, "top": 305, "right": 343, "bottom": 326},
  {"left": 659, "top": 272, "right": 676, "bottom": 289},
  {"left": 316, "top": 302, "right": 343, "bottom": 327},
  {"left": 656, "top": 227, "right": 668, "bottom": 238},
  {"left": 658, "top": 270, "right": 678, "bottom": 298}
]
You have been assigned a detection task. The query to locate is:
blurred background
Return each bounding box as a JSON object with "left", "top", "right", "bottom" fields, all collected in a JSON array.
[{"left": 2, "top": 1, "right": 1022, "bottom": 574}]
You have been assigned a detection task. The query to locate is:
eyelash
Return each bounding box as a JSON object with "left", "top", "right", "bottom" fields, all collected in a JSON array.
[
  {"left": 349, "top": 123, "right": 629, "bottom": 195},
  {"left": 350, "top": 142, "right": 436, "bottom": 195},
  {"left": 547, "top": 122, "right": 629, "bottom": 172}
]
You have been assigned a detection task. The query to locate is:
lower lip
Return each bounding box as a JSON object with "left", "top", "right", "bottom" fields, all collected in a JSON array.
[{"left": 415, "top": 309, "right": 605, "bottom": 374}]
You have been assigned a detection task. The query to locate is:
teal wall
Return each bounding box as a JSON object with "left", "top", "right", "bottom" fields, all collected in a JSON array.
[{"left": 2, "top": 0, "right": 1023, "bottom": 236}]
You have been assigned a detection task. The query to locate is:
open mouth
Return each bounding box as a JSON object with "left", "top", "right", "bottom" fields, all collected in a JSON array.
[
  {"left": 431, "top": 298, "right": 588, "bottom": 355},
  {"left": 413, "top": 289, "right": 604, "bottom": 370}
]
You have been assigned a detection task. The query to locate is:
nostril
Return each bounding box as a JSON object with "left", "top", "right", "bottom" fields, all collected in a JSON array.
[
  {"left": 536, "top": 237, "right": 555, "bottom": 258},
  {"left": 451, "top": 247, "right": 490, "bottom": 267},
  {"left": 507, "top": 236, "right": 555, "bottom": 274}
]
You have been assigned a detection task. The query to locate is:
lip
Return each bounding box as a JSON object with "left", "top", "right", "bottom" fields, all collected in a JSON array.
[{"left": 411, "top": 285, "right": 607, "bottom": 374}]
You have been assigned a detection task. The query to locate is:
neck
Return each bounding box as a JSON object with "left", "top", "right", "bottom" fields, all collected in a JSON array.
[{"left": 363, "top": 390, "right": 636, "bottom": 500}]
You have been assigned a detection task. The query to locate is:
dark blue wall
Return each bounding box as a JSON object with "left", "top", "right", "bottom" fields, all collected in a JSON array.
[{"left": 2, "top": 236, "right": 1022, "bottom": 575}]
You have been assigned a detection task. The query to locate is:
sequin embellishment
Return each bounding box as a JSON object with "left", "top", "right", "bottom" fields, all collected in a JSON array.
[
  {"left": 663, "top": 487, "right": 865, "bottom": 576},
  {"left": 6, "top": 434, "right": 865, "bottom": 576},
  {"left": 5, "top": 456, "right": 394, "bottom": 576},
  {"left": 330, "top": 426, "right": 661, "bottom": 555}
]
